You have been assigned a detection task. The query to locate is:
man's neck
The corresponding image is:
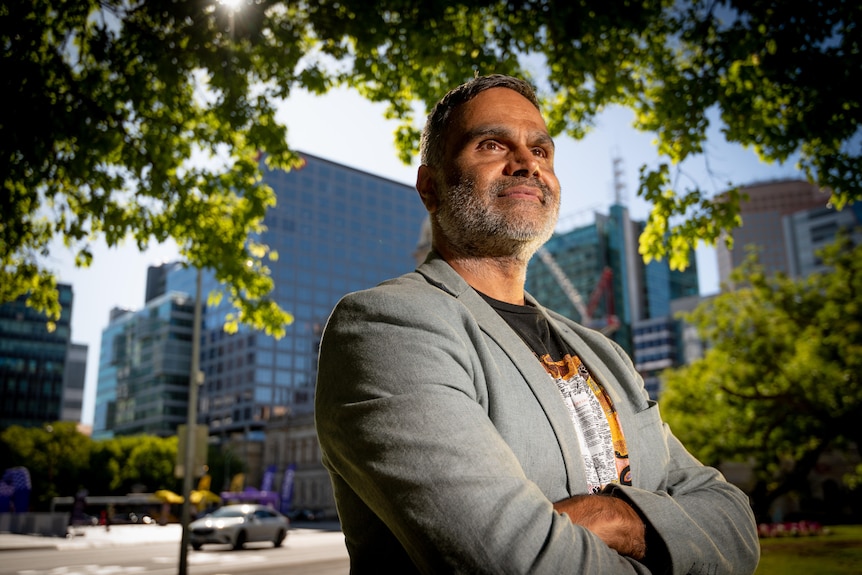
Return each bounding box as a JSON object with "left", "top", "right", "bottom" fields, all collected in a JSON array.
[{"left": 444, "top": 253, "right": 528, "bottom": 306}]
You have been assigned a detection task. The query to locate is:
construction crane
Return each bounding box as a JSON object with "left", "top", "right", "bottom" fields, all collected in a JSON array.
[
  {"left": 536, "top": 247, "right": 589, "bottom": 321},
  {"left": 536, "top": 247, "right": 619, "bottom": 336},
  {"left": 586, "top": 267, "right": 620, "bottom": 335}
]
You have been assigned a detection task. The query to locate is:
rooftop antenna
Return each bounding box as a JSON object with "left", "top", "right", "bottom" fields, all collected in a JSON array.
[{"left": 611, "top": 151, "right": 627, "bottom": 206}]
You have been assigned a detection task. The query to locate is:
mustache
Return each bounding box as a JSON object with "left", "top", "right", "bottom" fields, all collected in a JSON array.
[{"left": 490, "top": 178, "right": 553, "bottom": 202}]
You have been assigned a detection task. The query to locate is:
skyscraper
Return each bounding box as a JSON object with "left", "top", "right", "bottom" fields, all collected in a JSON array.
[
  {"left": 79, "top": 153, "right": 427, "bottom": 488},
  {"left": 60, "top": 343, "right": 88, "bottom": 424},
  {"left": 92, "top": 292, "right": 195, "bottom": 438},
  {"left": 177, "top": 153, "right": 426, "bottom": 441},
  {"left": 526, "top": 204, "right": 698, "bottom": 346},
  {"left": 716, "top": 179, "right": 831, "bottom": 284},
  {"left": 0, "top": 284, "right": 86, "bottom": 429}
]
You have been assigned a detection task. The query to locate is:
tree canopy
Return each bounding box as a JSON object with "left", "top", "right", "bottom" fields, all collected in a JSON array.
[
  {"left": 660, "top": 235, "right": 862, "bottom": 519},
  {"left": 0, "top": 421, "right": 93, "bottom": 507},
  {"left": 4, "top": 0, "right": 859, "bottom": 326}
]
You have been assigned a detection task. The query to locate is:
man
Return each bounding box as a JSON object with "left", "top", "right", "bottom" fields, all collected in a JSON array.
[{"left": 315, "top": 75, "right": 759, "bottom": 574}]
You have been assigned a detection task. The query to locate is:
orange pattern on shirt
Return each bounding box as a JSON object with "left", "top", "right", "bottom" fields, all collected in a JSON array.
[{"left": 537, "top": 352, "right": 632, "bottom": 486}]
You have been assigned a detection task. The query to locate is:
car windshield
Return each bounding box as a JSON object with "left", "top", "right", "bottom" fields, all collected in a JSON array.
[{"left": 208, "top": 507, "right": 247, "bottom": 518}]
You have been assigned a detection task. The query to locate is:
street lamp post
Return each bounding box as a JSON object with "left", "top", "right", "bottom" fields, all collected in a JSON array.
[{"left": 178, "top": 267, "right": 203, "bottom": 575}]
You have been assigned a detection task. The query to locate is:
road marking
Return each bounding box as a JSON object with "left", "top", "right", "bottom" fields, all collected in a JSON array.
[{"left": 17, "top": 553, "right": 268, "bottom": 575}]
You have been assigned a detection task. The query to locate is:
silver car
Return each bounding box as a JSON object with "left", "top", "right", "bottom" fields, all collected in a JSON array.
[{"left": 189, "top": 504, "right": 289, "bottom": 550}]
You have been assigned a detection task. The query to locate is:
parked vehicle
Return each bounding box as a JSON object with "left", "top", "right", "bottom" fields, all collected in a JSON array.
[{"left": 189, "top": 504, "right": 289, "bottom": 550}]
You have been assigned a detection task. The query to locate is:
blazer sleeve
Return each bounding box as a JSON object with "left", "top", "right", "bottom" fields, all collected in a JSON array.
[
  {"left": 315, "top": 282, "right": 650, "bottom": 574},
  {"left": 607, "top": 428, "right": 761, "bottom": 575},
  {"left": 575, "top": 326, "right": 761, "bottom": 575}
]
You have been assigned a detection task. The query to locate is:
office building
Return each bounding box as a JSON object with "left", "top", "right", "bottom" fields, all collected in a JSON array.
[
  {"left": 526, "top": 204, "right": 698, "bottom": 338},
  {"left": 196, "top": 152, "right": 424, "bottom": 491},
  {"left": 60, "top": 343, "right": 88, "bottom": 423},
  {"left": 527, "top": 216, "right": 616, "bottom": 336},
  {"left": 716, "top": 179, "right": 831, "bottom": 284},
  {"left": 632, "top": 179, "right": 860, "bottom": 396},
  {"left": 784, "top": 203, "right": 862, "bottom": 278},
  {"left": 89, "top": 152, "right": 426, "bottom": 491},
  {"left": 92, "top": 292, "right": 195, "bottom": 438},
  {"left": 174, "top": 153, "right": 426, "bottom": 439},
  {"left": 145, "top": 261, "right": 183, "bottom": 304},
  {"left": 263, "top": 412, "right": 333, "bottom": 517},
  {"left": 0, "top": 284, "right": 87, "bottom": 429}
]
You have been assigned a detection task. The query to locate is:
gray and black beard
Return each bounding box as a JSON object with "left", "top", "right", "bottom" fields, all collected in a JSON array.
[{"left": 435, "top": 174, "right": 559, "bottom": 262}]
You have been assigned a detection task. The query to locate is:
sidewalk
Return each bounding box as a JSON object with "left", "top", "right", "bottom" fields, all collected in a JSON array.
[
  {"left": 0, "top": 523, "right": 183, "bottom": 552},
  {"left": 0, "top": 521, "right": 342, "bottom": 552}
]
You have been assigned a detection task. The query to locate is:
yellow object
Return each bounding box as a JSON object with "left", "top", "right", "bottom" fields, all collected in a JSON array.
[
  {"left": 154, "top": 489, "right": 184, "bottom": 504},
  {"left": 190, "top": 489, "right": 222, "bottom": 507},
  {"left": 197, "top": 474, "right": 212, "bottom": 492},
  {"left": 228, "top": 473, "right": 245, "bottom": 493}
]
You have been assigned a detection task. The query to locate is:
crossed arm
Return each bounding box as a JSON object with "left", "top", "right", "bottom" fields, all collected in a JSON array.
[{"left": 554, "top": 493, "right": 647, "bottom": 560}]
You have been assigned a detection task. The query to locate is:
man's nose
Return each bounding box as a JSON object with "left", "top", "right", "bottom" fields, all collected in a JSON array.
[{"left": 505, "top": 146, "right": 540, "bottom": 178}]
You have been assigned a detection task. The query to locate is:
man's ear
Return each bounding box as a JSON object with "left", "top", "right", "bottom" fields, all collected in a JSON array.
[{"left": 416, "top": 165, "right": 439, "bottom": 213}]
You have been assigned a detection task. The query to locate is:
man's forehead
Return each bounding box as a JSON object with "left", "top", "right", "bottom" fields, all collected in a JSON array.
[
  {"left": 458, "top": 87, "right": 541, "bottom": 118},
  {"left": 444, "top": 89, "right": 552, "bottom": 150}
]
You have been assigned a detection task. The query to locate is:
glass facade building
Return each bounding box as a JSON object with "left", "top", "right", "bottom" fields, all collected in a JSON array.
[
  {"left": 92, "top": 292, "right": 195, "bottom": 438},
  {"left": 528, "top": 223, "right": 608, "bottom": 330},
  {"left": 60, "top": 342, "right": 88, "bottom": 423},
  {"left": 167, "top": 153, "right": 427, "bottom": 439},
  {"left": 0, "top": 284, "right": 78, "bottom": 429},
  {"left": 784, "top": 202, "right": 862, "bottom": 279}
]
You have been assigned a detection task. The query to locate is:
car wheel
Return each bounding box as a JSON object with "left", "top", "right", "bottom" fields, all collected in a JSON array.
[
  {"left": 191, "top": 542, "right": 203, "bottom": 551},
  {"left": 273, "top": 528, "right": 286, "bottom": 547},
  {"left": 233, "top": 530, "right": 247, "bottom": 550}
]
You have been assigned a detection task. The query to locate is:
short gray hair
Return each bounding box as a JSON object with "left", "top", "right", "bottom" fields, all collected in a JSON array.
[{"left": 419, "top": 75, "right": 541, "bottom": 168}]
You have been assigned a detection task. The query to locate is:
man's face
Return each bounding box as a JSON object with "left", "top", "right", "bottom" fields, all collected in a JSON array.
[{"left": 432, "top": 87, "right": 561, "bottom": 261}]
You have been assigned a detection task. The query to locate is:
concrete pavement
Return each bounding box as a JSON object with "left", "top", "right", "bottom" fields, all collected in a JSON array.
[
  {"left": 0, "top": 521, "right": 343, "bottom": 552},
  {"left": 0, "top": 523, "right": 184, "bottom": 551}
]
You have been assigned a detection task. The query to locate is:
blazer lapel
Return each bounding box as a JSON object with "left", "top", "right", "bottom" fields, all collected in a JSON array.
[
  {"left": 416, "top": 255, "right": 588, "bottom": 495},
  {"left": 537, "top": 302, "right": 650, "bottom": 490}
]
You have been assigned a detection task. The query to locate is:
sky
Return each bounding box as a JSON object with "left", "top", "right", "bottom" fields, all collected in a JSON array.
[{"left": 49, "top": 86, "right": 803, "bottom": 427}]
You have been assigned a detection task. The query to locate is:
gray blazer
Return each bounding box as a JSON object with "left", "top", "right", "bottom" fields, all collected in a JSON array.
[{"left": 315, "top": 254, "right": 759, "bottom": 574}]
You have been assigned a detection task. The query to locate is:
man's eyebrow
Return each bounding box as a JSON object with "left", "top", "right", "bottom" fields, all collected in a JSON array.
[
  {"left": 533, "top": 132, "right": 556, "bottom": 150},
  {"left": 459, "top": 125, "right": 556, "bottom": 150}
]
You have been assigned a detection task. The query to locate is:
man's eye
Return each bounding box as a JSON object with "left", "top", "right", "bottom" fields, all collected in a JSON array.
[
  {"left": 532, "top": 147, "right": 548, "bottom": 158},
  {"left": 480, "top": 141, "right": 502, "bottom": 150}
]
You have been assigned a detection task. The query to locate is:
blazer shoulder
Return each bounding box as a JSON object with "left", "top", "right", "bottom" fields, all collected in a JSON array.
[
  {"left": 331, "top": 270, "right": 466, "bottom": 320},
  {"left": 337, "top": 255, "right": 472, "bottom": 311}
]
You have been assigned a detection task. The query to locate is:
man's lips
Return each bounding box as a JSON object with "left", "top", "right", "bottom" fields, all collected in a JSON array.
[{"left": 498, "top": 184, "right": 544, "bottom": 202}]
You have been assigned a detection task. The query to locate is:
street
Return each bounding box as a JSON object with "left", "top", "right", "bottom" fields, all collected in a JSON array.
[{"left": 0, "top": 526, "right": 349, "bottom": 575}]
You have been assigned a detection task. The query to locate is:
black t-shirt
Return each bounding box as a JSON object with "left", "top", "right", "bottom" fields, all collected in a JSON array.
[{"left": 478, "top": 290, "right": 633, "bottom": 490}]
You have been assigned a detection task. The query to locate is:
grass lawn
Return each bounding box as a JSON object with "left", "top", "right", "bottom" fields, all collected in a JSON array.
[{"left": 755, "top": 525, "right": 862, "bottom": 575}]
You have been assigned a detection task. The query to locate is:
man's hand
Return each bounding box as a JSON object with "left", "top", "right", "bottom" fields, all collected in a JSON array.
[{"left": 553, "top": 494, "right": 647, "bottom": 560}]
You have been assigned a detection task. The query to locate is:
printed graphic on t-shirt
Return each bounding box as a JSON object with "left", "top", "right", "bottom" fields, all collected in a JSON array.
[{"left": 536, "top": 353, "right": 632, "bottom": 492}]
